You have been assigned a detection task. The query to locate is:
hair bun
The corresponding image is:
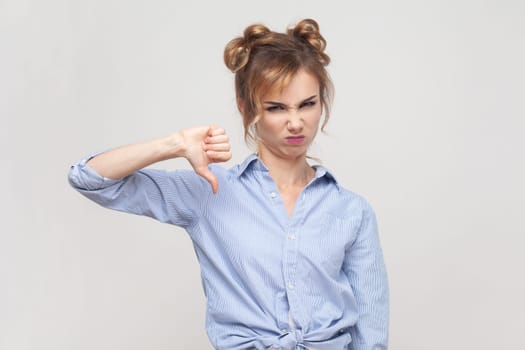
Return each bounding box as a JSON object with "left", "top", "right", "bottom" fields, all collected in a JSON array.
[
  {"left": 224, "top": 24, "right": 271, "bottom": 73},
  {"left": 289, "top": 18, "right": 330, "bottom": 65},
  {"left": 243, "top": 24, "right": 271, "bottom": 45}
]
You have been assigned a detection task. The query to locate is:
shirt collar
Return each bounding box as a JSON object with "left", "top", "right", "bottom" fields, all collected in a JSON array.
[
  {"left": 236, "top": 153, "right": 268, "bottom": 174},
  {"left": 234, "top": 154, "right": 340, "bottom": 191}
]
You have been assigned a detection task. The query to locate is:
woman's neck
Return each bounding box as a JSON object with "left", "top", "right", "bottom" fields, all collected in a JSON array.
[{"left": 258, "top": 150, "right": 314, "bottom": 189}]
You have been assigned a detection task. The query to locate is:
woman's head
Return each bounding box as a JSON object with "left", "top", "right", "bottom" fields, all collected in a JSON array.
[{"left": 224, "top": 18, "right": 333, "bottom": 146}]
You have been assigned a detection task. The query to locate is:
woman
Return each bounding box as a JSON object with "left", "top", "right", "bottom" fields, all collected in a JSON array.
[{"left": 69, "top": 18, "right": 389, "bottom": 350}]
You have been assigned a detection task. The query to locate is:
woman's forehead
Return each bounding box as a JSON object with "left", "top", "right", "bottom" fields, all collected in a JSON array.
[{"left": 262, "top": 70, "right": 320, "bottom": 103}]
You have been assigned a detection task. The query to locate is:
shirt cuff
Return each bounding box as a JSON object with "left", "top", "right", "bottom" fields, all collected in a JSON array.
[{"left": 68, "top": 153, "right": 121, "bottom": 191}]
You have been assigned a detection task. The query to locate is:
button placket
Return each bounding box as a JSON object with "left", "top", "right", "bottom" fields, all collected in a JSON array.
[
  {"left": 283, "top": 187, "right": 312, "bottom": 328},
  {"left": 283, "top": 220, "right": 301, "bottom": 329}
]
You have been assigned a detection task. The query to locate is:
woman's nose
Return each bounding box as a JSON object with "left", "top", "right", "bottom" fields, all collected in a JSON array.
[{"left": 286, "top": 112, "right": 304, "bottom": 132}]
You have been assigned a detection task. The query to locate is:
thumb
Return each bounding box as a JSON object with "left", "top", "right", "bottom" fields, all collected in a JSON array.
[{"left": 195, "top": 166, "right": 219, "bottom": 194}]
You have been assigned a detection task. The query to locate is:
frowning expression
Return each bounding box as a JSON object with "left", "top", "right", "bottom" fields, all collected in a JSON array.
[{"left": 256, "top": 69, "right": 322, "bottom": 161}]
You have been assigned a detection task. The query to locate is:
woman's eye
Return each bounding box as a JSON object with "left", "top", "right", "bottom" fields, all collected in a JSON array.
[
  {"left": 300, "top": 101, "right": 316, "bottom": 108},
  {"left": 265, "top": 105, "right": 285, "bottom": 112}
]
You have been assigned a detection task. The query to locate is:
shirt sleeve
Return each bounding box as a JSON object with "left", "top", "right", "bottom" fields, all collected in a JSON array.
[
  {"left": 67, "top": 154, "right": 210, "bottom": 228},
  {"left": 344, "top": 203, "right": 389, "bottom": 350}
]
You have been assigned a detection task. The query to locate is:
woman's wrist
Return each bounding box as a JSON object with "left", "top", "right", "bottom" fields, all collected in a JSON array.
[{"left": 157, "top": 132, "right": 187, "bottom": 161}]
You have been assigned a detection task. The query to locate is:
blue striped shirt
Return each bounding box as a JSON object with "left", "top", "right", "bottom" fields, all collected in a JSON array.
[{"left": 68, "top": 154, "right": 389, "bottom": 350}]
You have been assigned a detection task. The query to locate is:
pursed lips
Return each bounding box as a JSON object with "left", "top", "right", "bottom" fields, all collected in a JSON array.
[{"left": 285, "top": 135, "right": 305, "bottom": 144}]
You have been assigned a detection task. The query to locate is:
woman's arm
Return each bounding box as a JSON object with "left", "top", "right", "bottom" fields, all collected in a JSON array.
[
  {"left": 87, "top": 125, "right": 231, "bottom": 193},
  {"left": 344, "top": 205, "right": 389, "bottom": 350}
]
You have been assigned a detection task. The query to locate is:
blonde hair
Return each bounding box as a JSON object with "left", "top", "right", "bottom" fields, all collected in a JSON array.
[{"left": 224, "top": 18, "right": 334, "bottom": 145}]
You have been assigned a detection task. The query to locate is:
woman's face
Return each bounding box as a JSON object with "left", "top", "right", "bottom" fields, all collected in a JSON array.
[{"left": 256, "top": 69, "right": 322, "bottom": 162}]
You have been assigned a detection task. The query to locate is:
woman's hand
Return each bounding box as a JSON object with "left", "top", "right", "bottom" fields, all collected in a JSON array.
[{"left": 178, "top": 125, "right": 232, "bottom": 194}]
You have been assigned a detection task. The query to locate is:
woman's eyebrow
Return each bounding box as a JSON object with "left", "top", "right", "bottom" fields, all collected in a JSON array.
[
  {"left": 263, "top": 95, "right": 318, "bottom": 106},
  {"left": 301, "top": 95, "right": 318, "bottom": 102},
  {"left": 263, "top": 101, "right": 286, "bottom": 106}
]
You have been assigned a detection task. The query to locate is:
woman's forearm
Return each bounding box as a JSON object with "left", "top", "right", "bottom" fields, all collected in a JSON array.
[
  {"left": 87, "top": 133, "right": 184, "bottom": 179},
  {"left": 84, "top": 125, "right": 231, "bottom": 193}
]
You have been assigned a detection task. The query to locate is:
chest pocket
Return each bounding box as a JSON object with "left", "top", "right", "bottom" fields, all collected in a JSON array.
[{"left": 298, "top": 213, "right": 361, "bottom": 277}]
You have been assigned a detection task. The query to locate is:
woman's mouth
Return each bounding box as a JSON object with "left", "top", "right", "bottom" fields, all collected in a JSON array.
[{"left": 286, "top": 136, "right": 305, "bottom": 145}]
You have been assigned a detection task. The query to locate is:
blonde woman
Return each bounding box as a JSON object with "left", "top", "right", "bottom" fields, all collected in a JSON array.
[{"left": 69, "top": 18, "right": 389, "bottom": 350}]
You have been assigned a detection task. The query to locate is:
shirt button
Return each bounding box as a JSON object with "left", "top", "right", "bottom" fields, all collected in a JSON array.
[
  {"left": 289, "top": 233, "right": 296, "bottom": 240},
  {"left": 281, "top": 328, "right": 288, "bottom": 334},
  {"left": 270, "top": 192, "right": 277, "bottom": 198},
  {"left": 287, "top": 282, "right": 295, "bottom": 290}
]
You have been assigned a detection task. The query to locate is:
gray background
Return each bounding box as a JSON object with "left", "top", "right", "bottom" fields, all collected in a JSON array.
[{"left": 2, "top": 0, "right": 524, "bottom": 349}]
